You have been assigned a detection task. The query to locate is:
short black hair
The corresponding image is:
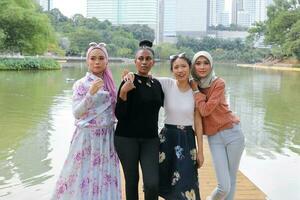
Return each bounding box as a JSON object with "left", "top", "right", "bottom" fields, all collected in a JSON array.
[{"left": 136, "top": 39, "right": 155, "bottom": 57}]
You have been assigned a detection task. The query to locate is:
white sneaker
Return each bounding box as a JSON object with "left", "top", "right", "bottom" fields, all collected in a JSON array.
[{"left": 206, "top": 196, "right": 212, "bottom": 200}]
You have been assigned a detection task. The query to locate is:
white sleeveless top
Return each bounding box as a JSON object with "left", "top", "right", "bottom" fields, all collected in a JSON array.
[{"left": 158, "top": 77, "right": 195, "bottom": 126}]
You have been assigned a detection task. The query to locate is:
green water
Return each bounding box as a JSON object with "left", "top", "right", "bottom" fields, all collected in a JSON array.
[{"left": 0, "top": 62, "right": 299, "bottom": 200}]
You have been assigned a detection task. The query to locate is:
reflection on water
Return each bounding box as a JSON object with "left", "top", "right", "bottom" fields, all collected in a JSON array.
[{"left": 0, "top": 62, "right": 299, "bottom": 200}]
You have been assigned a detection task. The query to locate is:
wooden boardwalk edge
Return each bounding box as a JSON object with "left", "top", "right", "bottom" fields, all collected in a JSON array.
[{"left": 121, "top": 137, "right": 267, "bottom": 200}]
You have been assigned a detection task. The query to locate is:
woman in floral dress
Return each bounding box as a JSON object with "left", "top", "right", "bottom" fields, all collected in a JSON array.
[{"left": 51, "top": 42, "right": 121, "bottom": 200}]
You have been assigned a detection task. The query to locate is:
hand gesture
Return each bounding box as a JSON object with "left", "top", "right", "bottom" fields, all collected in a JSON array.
[
  {"left": 89, "top": 79, "right": 104, "bottom": 95},
  {"left": 189, "top": 79, "right": 199, "bottom": 91},
  {"left": 121, "top": 79, "right": 136, "bottom": 93},
  {"left": 123, "top": 71, "right": 135, "bottom": 83}
]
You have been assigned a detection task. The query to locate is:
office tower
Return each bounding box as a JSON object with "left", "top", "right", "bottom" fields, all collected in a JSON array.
[
  {"left": 37, "top": 0, "right": 53, "bottom": 11},
  {"left": 87, "top": 0, "right": 119, "bottom": 25},
  {"left": 220, "top": 12, "right": 230, "bottom": 27},
  {"left": 245, "top": 0, "right": 273, "bottom": 26},
  {"left": 243, "top": 0, "right": 256, "bottom": 25},
  {"left": 237, "top": 10, "right": 251, "bottom": 27},
  {"left": 87, "top": 0, "right": 159, "bottom": 41},
  {"left": 208, "top": 0, "right": 225, "bottom": 26},
  {"left": 232, "top": 0, "right": 244, "bottom": 24},
  {"left": 163, "top": 0, "right": 207, "bottom": 41}
]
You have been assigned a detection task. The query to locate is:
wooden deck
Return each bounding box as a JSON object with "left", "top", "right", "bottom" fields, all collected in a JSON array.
[{"left": 121, "top": 138, "right": 267, "bottom": 200}]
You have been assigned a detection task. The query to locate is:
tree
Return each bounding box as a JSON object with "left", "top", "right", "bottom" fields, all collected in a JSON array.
[
  {"left": 285, "top": 20, "right": 300, "bottom": 59},
  {"left": 248, "top": 0, "right": 300, "bottom": 59},
  {"left": 122, "top": 24, "right": 155, "bottom": 42},
  {"left": 68, "top": 28, "right": 102, "bottom": 56},
  {"left": 154, "top": 43, "right": 178, "bottom": 60},
  {"left": 0, "top": 0, "right": 57, "bottom": 55},
  {"left": 0, "top": 29, "right": 5, "bottom": 49},
  {"left": 247, "top": 21, "right": 266, "bottom": 46}
]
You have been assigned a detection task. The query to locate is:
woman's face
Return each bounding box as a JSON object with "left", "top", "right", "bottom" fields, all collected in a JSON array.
[
  {"left": 135, "top": 49, "right": 154, "bottom": 76},
  {"left": 87, "top": 49, "right": 107, "bottom": 76},
  {"left": 194, "top": 56, "right": 211, "bottom": 78},
  {"left": 172, "top": 58, "right": 190, "bottom": 82}
]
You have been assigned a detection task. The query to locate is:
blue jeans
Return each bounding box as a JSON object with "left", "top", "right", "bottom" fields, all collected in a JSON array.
[{"left": 208, "top": 123, "right": 245, "bottom": 200}]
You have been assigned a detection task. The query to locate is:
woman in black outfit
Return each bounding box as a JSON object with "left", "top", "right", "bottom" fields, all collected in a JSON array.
[{"left": 114, "top": 40, "right": 164, "bottom": 200}]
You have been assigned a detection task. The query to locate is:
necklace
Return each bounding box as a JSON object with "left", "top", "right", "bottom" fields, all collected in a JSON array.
[{"left": 136, "top": 75, "right": 153, "bottom": 87}]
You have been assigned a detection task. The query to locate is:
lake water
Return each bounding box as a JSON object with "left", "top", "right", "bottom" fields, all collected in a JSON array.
[{"left": 0, "top": 62, "right": 299, "bottom": 200}]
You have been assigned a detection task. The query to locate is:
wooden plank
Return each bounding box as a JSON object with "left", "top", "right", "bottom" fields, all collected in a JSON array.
[{"left": 120, "top": 138, "right": 267, "bottom": 200}]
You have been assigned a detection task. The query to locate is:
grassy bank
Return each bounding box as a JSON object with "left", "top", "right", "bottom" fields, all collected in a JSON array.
[{"left": 0, "top": 57, "right": 61, "bottom": 70}]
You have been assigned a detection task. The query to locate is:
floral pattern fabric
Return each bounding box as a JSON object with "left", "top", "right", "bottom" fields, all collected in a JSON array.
[
  {"left": 159, "top": 125, "right": 200, "bottom": 200},
  {"left": 51, "top": 72, "right": 121, "bottom": 200}
]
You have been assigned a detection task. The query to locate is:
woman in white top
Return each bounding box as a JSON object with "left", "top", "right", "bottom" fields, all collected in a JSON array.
[
  {"left": 158, "top": 53, "right": 203, "bottom": 200},
  {"left": 125, "top": 53, "right": 204, "bottom": 200}
]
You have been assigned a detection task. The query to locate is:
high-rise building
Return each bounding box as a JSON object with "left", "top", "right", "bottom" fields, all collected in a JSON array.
[
  {"left": 220, "top": 12, "right": 230, "bottom": 27},
  {"left": 163, "top": 0, "right": 207, "bottom": 42},
  {"left": 237, "top": 10, "right": 251, "bottom": 27},
  {"left": 163, "top": 0, "right": 177, "bottom": 38},
  {"left": 37, "top": 0, "right": 53, "bottom": 11},
  {"left": 233, "top": 0, "right": 273, "bottom": 27},
  {"left": 87, "top": 0, "right": 119, "bottom": 24},
  {"left": 208, "top": 0, "right": 225, "bottom": 27},
  {"left": 87, "top": 0, "right": 159, "bottom": 41},
  {"left": 232, "top": 0, "right": 244, "bottom": 25},
  {"left": 243, "top": 0, "right": 256, "bottom": 25}
]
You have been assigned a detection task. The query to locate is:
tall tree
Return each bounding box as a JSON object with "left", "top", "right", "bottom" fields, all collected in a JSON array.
[
  {"left": 0, "top": 0, "right": 56, "bottom": 55},
  {"left": 248, "top": 0, "right": 300, "bottom": 59}
]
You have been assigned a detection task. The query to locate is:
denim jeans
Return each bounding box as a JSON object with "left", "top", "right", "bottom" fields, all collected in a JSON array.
[{"left": 208, "top": 123, "right": 245, "bottom": 200}]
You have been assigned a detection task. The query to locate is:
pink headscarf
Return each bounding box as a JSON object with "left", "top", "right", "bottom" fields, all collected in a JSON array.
[{"left": 86, "top": 42, "right": 117, "bottom": 105}]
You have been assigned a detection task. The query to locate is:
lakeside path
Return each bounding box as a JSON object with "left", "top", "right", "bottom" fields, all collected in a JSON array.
[
  {"left": 237, "top": 63, "right": 300, "bottom": 72},
  {"left": 120, "top": 137, "right": 267, "bottom": 200}
]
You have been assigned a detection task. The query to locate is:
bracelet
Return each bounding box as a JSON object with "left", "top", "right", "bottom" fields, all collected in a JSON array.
[{"left": 193, "top": 89, "right": 200, "bottom": 94}]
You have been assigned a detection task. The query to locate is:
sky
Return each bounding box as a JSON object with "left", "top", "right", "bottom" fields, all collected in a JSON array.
[{"left": 53, "top": 0, "right": 231, "bottom": 18}]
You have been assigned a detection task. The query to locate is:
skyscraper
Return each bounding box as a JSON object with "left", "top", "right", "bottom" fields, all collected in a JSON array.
[
  {"left": 232, "top": 0, "right": 244, "bottom": 25},
  {"left": 163, "top": 0, "right": 207, "bottom": 41},
  {"left": 37, "top": 0, "right": 53, "bottom": 11},
  {"left": 87, "top": 0, "right": 158, "bottom": 40},
  {"left": 233, "top": 0, "right": 273, "bottom": 27},
  {"left": 87, "top": 0, "right": 119, "bottom": 24},
  {"left": 208, "top": 0, "right": 225, "bottom": 26}
]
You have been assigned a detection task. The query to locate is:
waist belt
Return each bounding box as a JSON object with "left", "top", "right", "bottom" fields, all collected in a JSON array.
[{"left": 164, "top": 124, "right": 193, "bottom": 131}]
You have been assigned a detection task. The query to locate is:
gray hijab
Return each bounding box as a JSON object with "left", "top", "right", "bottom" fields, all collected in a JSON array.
[{"left": 191, "top": 51, "right": 218, "bottom": 89}]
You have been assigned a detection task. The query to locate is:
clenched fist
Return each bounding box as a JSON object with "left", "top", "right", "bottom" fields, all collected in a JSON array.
[{"left": 89, "top": 79, "right": 104, "bottom": 95}]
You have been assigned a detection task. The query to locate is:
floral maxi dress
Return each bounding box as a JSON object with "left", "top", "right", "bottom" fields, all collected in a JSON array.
[{"left": 51, "top": 72, "right": 121, "bottom": 200}]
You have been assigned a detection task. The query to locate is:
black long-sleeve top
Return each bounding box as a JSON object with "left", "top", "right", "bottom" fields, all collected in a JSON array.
[{"left": 115, "top": 74, "right": 164, "bottom": 138}]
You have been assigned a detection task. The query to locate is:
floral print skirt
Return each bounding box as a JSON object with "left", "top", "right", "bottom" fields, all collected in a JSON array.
[
  {"left": 51, "top": 126, "right": 121, "bottom": 200},
  {"left": 159, "top": 124, "right": 200, "bottom": 200}
]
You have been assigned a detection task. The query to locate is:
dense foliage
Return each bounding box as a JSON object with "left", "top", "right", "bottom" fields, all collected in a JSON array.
[
  {"left": 45, "top": 9, "right": 155, "bottom": 57},
  {"left": 154, "top": 36, "right": 270, "bottom": 63},
  {"left": 0, "top": 0, "right": 57, "bottom": 55},
  {"left": 0, "top": 57, "right": 60, "bottom": 70},
  {"left": 248, "top": 0, "right": 300, "bottom": 59}
]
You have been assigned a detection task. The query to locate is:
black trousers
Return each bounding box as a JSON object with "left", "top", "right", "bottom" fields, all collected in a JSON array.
[{"left": 114, "top": 136, "right": 159, "bottom": 200}]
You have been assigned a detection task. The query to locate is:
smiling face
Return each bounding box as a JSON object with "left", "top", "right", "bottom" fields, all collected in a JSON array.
[
  {"left": 194, "top": 56, "right": 211, "bottom": 78},
  {"left": 171, "top": 58, "right": 190, "bottom": 83},
  {"left": 87, "top": 49, "right": 107, "bottom": 76},
  {"left": 134, "top": 49, "right": 154, "bottom": 76}
]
